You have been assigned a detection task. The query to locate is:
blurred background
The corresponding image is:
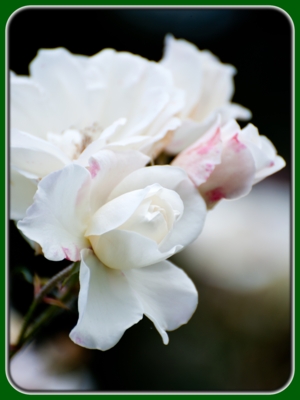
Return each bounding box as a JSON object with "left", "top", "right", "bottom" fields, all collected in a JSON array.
[{"left": 8, "top": 7, "right": 292, "bottom": 392}]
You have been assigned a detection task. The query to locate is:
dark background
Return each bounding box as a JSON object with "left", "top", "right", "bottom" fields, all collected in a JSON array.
[{"left": 8, "top": 7, "right": 292, "bottom": 392}]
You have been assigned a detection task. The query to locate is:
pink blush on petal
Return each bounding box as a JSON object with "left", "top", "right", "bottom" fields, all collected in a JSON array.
[
  {"left": 74, "top": 246, "right": 81, "bottom": 261},
  {"left": 201, "top": 163, "right": 215, "bottom": 182},
  {"left": 198, "top": 128, "right": 221, "bottom": 155},
  {"left": 205, "top": 163, "right": 214, "bottom": 173},
  {"left": 89, "top": 159, "right": 101, "bottom": 178},
  {"left": 62, "top": 247, "right": 72, "bottom": 261},
  {"left": 62, "top": 246, "right": 80, "bottom": 261},
  {"left": 186, "top": 128, "right": 221, "bottom": 156},
  {"left": 230, "top": 134, "right": 246, "bottom": 153},
  {"left": 72, "top": 334, "right": 83, "bottom": 345},
  {"left": 75, "top": 176, "right": 91, "bottom": 207},
  {"left": 206, "top": 187, "right": 225, "bottom": 202}
]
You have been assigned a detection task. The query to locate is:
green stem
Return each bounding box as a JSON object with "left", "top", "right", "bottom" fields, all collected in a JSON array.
[{"left": 10, "top": 262, "right": 79, "bottom": 359}]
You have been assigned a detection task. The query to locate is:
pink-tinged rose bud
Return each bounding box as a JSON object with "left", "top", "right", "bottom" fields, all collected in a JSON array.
[{"left": 172, "top": 119, "right": 285, "bottom": 209}]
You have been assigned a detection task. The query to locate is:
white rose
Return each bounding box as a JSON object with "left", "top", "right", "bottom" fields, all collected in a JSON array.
[
  {"left": 11, "top": 47, "right": 184, "bottom": 219},
  {"left": 160, "top": 35, "right": 251, "bottom": 154},
  {"left": 18, "top": 149, "right": 206, "bottom": 350}
]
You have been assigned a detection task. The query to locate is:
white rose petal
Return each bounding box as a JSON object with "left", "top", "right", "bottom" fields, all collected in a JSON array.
[
  {"left": 86, "top": 149, "right": 149, "bottom": 213},
  {"left": 69, "top": 249, "right": 144, "bottom": 351},
  {"left": 160, "top": 35, "right": 251, "bottom": 154},
  {"left": 160, "top": 34, "right": 203, "bottom": 118},
  {"left": 124, "top": 260, "right": 198, "bottom": 345},
  {"left": 11, "top": 128, "right": 71, "bottom": 179},
  {"left": 70, "top": 250, "right": 198, "bottom": 350},
  {"left": 17, "top": 164, "right": 92, "bottom": 261},
  {"left": 10, "top": 167, "right": 37, "bottom": 220},
  {"left": 89, "top": 229, "right": 182, "bottom": 270},
  {"left": 109, "top": 165, "right": 206, "bottom": 250},
  {"left": 238, "top": 124, "right": 286, "bottom": 184}
]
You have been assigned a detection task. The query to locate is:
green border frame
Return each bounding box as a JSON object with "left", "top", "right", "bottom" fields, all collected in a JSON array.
[{"left": 2, "top": 1, "right": 296, "bottom": 398}]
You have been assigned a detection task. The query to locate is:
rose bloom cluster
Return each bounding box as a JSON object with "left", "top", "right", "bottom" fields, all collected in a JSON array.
[{"left": 10, "top": 35, "right": 285, "bottom": 351}]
